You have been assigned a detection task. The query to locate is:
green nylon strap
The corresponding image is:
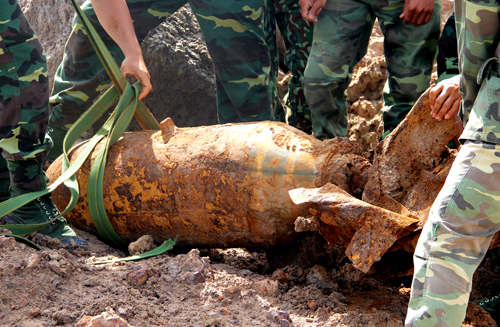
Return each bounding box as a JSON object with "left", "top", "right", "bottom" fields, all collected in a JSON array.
[
  {"left": 70, "top": 0, "right": 160, "bottom": 132},
  {"left": 86, "top": 83, "right": 138, "bottom": 248},
  {"left": 0, "top": 86, "right": 120, "bottom": 235},
  {"left": 0, "top": 1, "right": 176, "bottom": 259},
  {"left": 88, "top": 238, "right": 177, "bottom": 265},
  {"left": 69, "top": 0, "right": 176, "bottom": 256}
]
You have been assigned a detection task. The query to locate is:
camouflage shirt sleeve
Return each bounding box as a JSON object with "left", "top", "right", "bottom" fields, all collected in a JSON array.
[{"left": 455, "top": 0, "right": 500, "bottom": 124}]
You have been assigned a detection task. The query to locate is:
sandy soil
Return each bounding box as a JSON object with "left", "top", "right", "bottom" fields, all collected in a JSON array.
[{"left": 0, "top": 225, "right": 498, "bottom": 327}]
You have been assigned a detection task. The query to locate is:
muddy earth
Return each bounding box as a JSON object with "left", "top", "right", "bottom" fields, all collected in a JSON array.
[{"left": 0, "top": 225, "right": 498, "bottom": 327}]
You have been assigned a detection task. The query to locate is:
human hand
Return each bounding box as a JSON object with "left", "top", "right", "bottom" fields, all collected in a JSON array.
[
  {"left": 299, "top": 0, "right": 327, "bottom": 22},
  {"left": 399, "top": 0, "right": 434, "bottom": 26},
  {"left": 120, "top": 54, "right": 152, "bottom": 100},
  {"left": 429, "top": 75, "right": 461, "bottom": 121}
]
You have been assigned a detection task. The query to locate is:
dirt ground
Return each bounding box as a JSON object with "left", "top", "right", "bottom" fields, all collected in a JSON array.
[{"left": 0, "top": 224, "right": 499, "bottom": 327}]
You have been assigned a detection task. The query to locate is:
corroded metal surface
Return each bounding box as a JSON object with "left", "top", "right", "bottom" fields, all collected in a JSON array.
[
  {"left": 47, "top": 88, "right": 481, "bottom": 274},
  {"left": 47, "top": 120, "right": 370, "bottom": 248},
  {"left": 362, "top": 89, "right": 457, "bottom": 221},
  {"left": 289, "top": 183, "right": 419, "bottom": 273},
  {"left": 290, "top": 89, "right": 461, "bottom": 273}
]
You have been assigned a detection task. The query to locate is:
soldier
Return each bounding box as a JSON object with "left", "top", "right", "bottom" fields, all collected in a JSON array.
[
  {"left": 405, "top": 0, "right": 500, "bottom": 325},
  {"left": 46, "top": 0, "right": 274, "bottom": 162},
  {"left": 0, "top": 0, "right": 151, "bottom": 249},
  {"left": 265, "top": 0, "right": 315, "bottom": 134},
  {"left": 298, "top": 0, "right": 441, "bottom": 140}
]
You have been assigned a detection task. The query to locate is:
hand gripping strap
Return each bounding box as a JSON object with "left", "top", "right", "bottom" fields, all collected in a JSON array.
[{"left": 0, "top": 0, "right": 176, "bottom": 260}]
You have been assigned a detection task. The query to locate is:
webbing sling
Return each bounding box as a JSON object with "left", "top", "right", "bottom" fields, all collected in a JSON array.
[{"left": 0, "top": 0, "right": 176, "bottom": 259}]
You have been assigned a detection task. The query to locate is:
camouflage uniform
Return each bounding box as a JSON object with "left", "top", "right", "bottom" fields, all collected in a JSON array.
[
  {"left": 436, "top": 14, "right": 458, "bottom": 84},
  {"left": 49, "top": 0, "right": 273, "bottom": 140},
  {"left": 0, "top": 0, "right": 51, "bottom": 192},
  {"left": 0, "top": 0, "right": 83, "bottom": 244},
  {"left": 302, "top": 0, "right": 441, "bottom": 140},
  {"left": 405, "top": 0, "right": 500, "bottom": 325},
  {"left": 265, "top": 0, "right": 314, "bottom": 134}
]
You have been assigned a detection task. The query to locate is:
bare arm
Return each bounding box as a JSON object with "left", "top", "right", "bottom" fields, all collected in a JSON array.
[
  {"left": 399, "top": 0, "right": 435, "bottom": 26},
  {"left": 91, "top": 0, "right": 152, "bottom": 100},
  {"left": 299, "top": 0, "right": 327, "bottom": 22}
]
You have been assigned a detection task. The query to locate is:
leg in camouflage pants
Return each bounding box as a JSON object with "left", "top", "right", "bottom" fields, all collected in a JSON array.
[
  {"left": 49, "top": 0, "right": 273, "bottom": 160},
  {"left": 193, "top": 0, "right": 274, "bottom": 124},
  {"left": 0, "top": 0, "right": 84, "bottom": 245},
  {"left": 0, "top": 0, "right": 51, "bottom": 192},
  {"left": 266, "top": 0, "right": 314, "bottom": 134},
  {"left": 406, "top": 0, "right": 500, "bottom": 323},
  {"left": 406, "top": 140, "right": 500, "bottom": 326},
  {"left": 302, "top": 0, "right": 440, "bottom": 140}
]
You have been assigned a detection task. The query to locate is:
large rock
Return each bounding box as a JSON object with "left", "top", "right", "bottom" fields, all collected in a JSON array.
[
  {"left": 139, "top": 6, "right": 217, "bottom": 129},
  {"left": 19, "top": 1, "right": 217, "bottom": 129}
]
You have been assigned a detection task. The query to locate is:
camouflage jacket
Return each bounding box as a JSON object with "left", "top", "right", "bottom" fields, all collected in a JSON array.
[{"left": 456, "top": 0, "right": 500, "bottom": 142}]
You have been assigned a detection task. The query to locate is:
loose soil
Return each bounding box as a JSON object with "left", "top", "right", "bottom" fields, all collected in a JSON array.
[{"left": 0, "top": 225, "right": 498, "bottom": 327}]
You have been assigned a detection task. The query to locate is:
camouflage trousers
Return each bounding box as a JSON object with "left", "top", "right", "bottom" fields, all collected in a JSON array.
[
  {"left": 0, "top": 0, "right": 51, "bottom": 192},
  {"left": 49, "top": 0, "right": 274, "bottom": 131},
  {"left": 302, "top": 0, "right": 440, "bottom": 140},
  {"left": 405, "top": 139, "right": 500, "bottom": 326},
  {"left": 265, "top": 0, "right": 314, "bottom": 134}
]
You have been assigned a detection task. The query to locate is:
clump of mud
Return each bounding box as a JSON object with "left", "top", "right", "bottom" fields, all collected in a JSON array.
[{"left": 347, "top": 54, "right": 386, "bottom": 151}]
